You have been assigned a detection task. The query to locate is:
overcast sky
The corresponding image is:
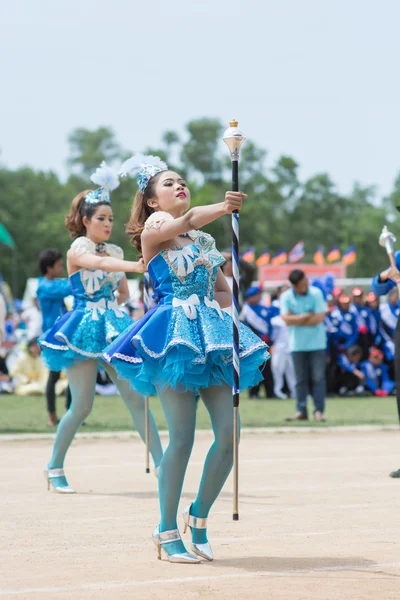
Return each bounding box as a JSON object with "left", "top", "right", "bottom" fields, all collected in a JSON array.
[{"left": 1, "top": 0, "right": 399, "bottom": 197}]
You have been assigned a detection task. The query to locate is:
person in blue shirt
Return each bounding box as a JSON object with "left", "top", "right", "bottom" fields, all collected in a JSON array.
[
  {"left": 336, "top": 345, "right": 365, "bottom": 396},
  {"left": 37, "top": 249, "right": 72, "bottom": 426},
  {"left": 365, "top": 292, "right": 381, "bottom": 345},
  {"left": 280, "top": 269, "right": 327, "bottom": 422},
  {"left": 360, "top": 347, "right": 395, "bottom": 396},
  {"left": 350, "top": 287, "right": 373, "bottom": 359},
  {"left": 330, "top": 294, "right": 359, "bottom": 352}
]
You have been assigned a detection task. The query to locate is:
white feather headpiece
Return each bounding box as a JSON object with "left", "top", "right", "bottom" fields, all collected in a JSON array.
[
  {"left": 119, "top": 154, "right": 168, "bottom": 193},
  {"left": 85, "top": 161, "right": 120, "bottom": 204}
]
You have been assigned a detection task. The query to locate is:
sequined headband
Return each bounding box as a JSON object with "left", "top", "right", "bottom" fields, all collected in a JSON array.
[
  {"left": 118, "top": 154, "right": 168, "bottom": 193},
  {"left": 84, "top": 161, "right": 120, "bottom": 205},
  {"left": 84, "top": 187, "right": 111, "bottom": 205}
]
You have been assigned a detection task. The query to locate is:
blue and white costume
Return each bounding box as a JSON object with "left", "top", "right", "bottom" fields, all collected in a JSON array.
[
  {"left": 329, "top": 307, "right": 359, "bottom": 351},
  {"left": 40, "top": 237, "right": 133, "bottom": 371},
  {"left": 360, "top": 360, "right": 395, "bottom": 394},
  {"left": 104, "top": 214, "right": 269, "bottom": 395},
  {"left": 379, "top": 302, "right": 399, "bottom": 361}
]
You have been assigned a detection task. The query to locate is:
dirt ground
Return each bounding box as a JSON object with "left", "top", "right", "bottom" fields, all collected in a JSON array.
[{"left": 1, "top": 429, "right": 400, "bottom": 599}]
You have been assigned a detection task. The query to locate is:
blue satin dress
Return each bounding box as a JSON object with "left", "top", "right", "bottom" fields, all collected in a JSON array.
[
  {"left": 103, "top": 229, "right": 269, "bottom": 395},
  {"left": 39, "top": 237, "right": 133, "bottom": 371}
]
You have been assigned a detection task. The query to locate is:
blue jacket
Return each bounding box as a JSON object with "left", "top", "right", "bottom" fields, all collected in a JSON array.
[
  {"left": 360, "top": 360, "right": 395, "bottom": 393},
  {"left": 37, "top": 278, "right": 72, "bottom": 332},
  {"left": 350, "top": 304, "right": 374, "bottom": 334},
  {"left": 241, "top": 303, "right": 271, "bottom": 340},
  {"left": 329, "top": 307, "right": 359, "bottom": 350},
  {"left": 337, "top": 353, "right": 359, "bottom": 374},
  {"left": 372, "top": 250, "right": 400, "bottom": 296}
]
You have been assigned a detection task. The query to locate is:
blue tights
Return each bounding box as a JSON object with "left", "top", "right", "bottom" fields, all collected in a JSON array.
[
  {"left": 48, "top": 359, "right": 163, "bottom": 487},
  {"left": 157, "top": 383, "right": 236, "bottom": 555}
]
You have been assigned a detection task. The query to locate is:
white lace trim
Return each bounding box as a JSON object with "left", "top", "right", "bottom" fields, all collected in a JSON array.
[
  {"left": 105, "top": 338, "right": 267, "bottom": 366},
  {"left": 103, "top": 352, "right": 143, "bottom": 364},
  {"left": 40, "top": 340, "right": 69, "bottom": 351},
  {"left": 144, "top": 211, "right": 174, "bottom": 230},
  {"left": 70, "top": 236, "right": 123, "bottom": 259},
  {"left": 133, "top": 334, "right": 200, "bottom": 358},
  {"left": 53, "top": 332, "right": 105, "bottom": 358}
]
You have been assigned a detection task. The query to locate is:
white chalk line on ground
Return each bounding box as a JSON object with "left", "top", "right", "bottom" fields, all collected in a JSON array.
[
  {"left": 2, "top": 452, "right": 399, "bottom": 472},
  {"left": 0, "top": 424, "right": 398, "bottom": 443},
  {"left": 3, "top": 529, "right": 400, "bottom": 552},
  {"left": 2, "top": 561, "right": 400, "bottom": 596}
]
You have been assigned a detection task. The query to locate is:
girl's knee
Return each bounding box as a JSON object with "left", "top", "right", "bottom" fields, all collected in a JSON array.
[
  {"left": 169, "top": 430, "right": 195, "bottom": 456},
  {"left": 216, "top": 423, "right": 235, "bottom": 452},
  {"left": 70, "top": 401, "right": 93, "bottom": 422}
]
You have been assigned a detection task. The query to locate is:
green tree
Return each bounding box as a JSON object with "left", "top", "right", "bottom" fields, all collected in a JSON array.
[
  {"left": 181, "top": 118, "right": 223, "bottom": 181},
  {"left": 67, "top": 127, "right": 125, "bottom": 178}
]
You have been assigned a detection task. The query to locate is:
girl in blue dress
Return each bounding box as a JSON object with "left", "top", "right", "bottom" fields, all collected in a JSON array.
[
  {"left": 104, "top": 155, "right": 269, "bottom": 563},
  {"left": 40, "top": 163, "right": 163, "bottom": 493}
]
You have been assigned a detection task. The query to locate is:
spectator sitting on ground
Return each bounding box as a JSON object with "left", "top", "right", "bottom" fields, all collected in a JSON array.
[
  {"left": 10, "top": 337, "right": 48, "bottom": 396},
  {"left": 0, "top": 348, "right": 14, "bottom": 394},
  {"left": 337, "top": 345, "right": 365, "bottom": 396},
  {"left": 361, "top": 347, "right": 395, "bottom": 397},
  {"left": 21, "top": 297, "right": 42, "bottom": 340}
]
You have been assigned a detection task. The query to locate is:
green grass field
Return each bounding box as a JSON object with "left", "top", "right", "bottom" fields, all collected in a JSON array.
[{"left": 1, "top": 393, "right": 399, "bottom": 434}]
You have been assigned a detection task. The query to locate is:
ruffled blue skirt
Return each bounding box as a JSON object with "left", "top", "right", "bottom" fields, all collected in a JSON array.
[
  {"left": 40, "top": 308, "right": 134, "bottom": 371},
  {"left": 103, "top": 303, "right": 269, "bottom": 395}
]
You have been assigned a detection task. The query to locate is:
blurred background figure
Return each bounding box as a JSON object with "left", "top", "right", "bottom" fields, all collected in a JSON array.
[
  {"left": 240, "top": 286, "right": 274, "bottom": 399},
  {"left": 336, "top": 345, "right": 365, "bottom": 396},
  {"left": 281, "top": 269, "right": 327, "bottom": 422},
  {"left": 95, "top": 366, "right": 118, "bottom": 396},
  {"left": 269, "top": 285, "right": 295, "bottom": 399},
  {"left": 10, "top": 338, "right": 48, "bottom": 396},
  {"left": 0, "top": 347, "right": 14, "bottom": 394},
  {"left": 36, "top": 248, "right": 72, "bottom": 426},
  {"left": 0, "top": 291, "right": 5, "bottom": 346},
  {"left": 21, "top": 297, "right": 42, "bottom": 340},
  {"left": 361, "top": 347, "right": 395, "bottom": 397}
]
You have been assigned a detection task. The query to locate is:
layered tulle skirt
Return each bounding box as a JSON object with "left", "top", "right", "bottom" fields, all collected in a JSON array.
[
  {"left": 103, "top": 300, "right": 269, "bottom": 396},
  {"left": 40, "top": 305, "right": 133, "bottom": 371}
]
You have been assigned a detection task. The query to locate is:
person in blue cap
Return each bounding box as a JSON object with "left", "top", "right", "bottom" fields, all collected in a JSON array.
[{"left": 240, "top": 285, "right": 274, "bottom": 398}]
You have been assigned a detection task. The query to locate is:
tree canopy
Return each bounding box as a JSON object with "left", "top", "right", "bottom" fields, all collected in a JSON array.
[{"left": 0, "top": 117, "right": 398, "bottom": 296}]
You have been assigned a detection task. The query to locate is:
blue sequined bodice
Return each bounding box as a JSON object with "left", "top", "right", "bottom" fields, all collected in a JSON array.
[
  {"left": 148, "top": 231, "right": 225, "bottom": 304},
  {"left": 70, "top": 268, "right": 124, "bottom": 309}
]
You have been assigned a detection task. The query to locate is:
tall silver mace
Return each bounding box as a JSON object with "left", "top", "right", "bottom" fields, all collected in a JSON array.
[
  {"left": 379, "top": 225, "right": 397, "bottom": 269},
  {"left": 223, "top": 119, "right": 246, "bottom": 521}
]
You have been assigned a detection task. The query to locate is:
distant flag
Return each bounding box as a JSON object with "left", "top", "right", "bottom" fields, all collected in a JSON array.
[
  {"left": 288, "top": 241, "right": 305, "bottom": 264},
  {"left": 255, "top": 250, "right": 270, "bottom": 267},
  {"left": 327, "top": 246, "right": 341, "bottom": 263},
  {"left": 314, "top": 247, "right": 325, "bottom": 265},
  {"left": 241, "top": 246, "right": 255, "bottom": 263},
  {"left": 342, "top": 245, "right": 356, "bottom": 266},
  {"left": 271, "top": 250, "right": 287, "bottom": 266}
]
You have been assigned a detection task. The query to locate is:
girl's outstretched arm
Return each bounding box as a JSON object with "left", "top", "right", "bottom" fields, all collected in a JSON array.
[{"left": 68, "top": 250, "right": 146, "bottom": 274}]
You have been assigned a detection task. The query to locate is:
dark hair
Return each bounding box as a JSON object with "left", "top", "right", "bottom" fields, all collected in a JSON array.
[
  {"left": 125, "top": 171, "right": 165, "bottom": 253},
  {"left": 347, "top": 345, "right": 362, "bottom": 357},
  {"left": 27, "top": 337, "right": 39, "bottom": 349},
  {"left": 289, "top": 269, "right": 305, "bottom": 286},
  {"left": 65, "top": 191, "right": 111, "bottom": 239},
  {"left": 39, "top": 249, "right": 62, "bottom": 275}
]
